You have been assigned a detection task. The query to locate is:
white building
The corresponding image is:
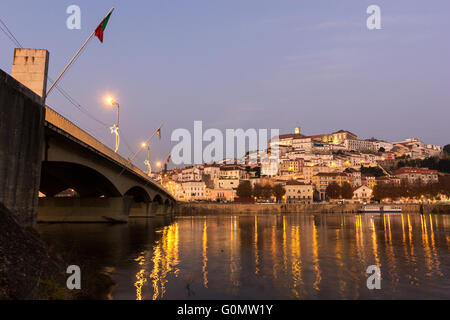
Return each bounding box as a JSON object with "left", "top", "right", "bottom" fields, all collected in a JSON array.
[
  {"left": 394, "top": 167, "right": 439, "bottom": 184},
  {"left": 283, "top": 180, "right": 313, "bottom": 204},
  {"left": 179, "top": 166, "right": 203, "bottom": 182},
  {"left": 220, "top": 165, "right": 248, "bottom": 179},
  {"left": 203, "top": 164, "right": 221, "bottom": 180},
  {"left": 179, "top": 181, "right": 206, "bottom": 201},
  {"left": 214, "top": 177, "right": 240, "bottom": 190},
  {"left": 292, "top": 137, "right": 313, "bottom": 152},
  {"left": 343, "top": 139, "right": 377, "bottom": 152},
  {"left": 353, "top": 185, "right": 373, "bottom": 202},
  {"left": 261, "top": 158, "right": 279, "bottom": 176}
]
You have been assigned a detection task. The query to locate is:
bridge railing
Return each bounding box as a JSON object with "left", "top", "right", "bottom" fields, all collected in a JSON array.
[{"left": 44, "top": 106, "right": 172, "bottom": 197}]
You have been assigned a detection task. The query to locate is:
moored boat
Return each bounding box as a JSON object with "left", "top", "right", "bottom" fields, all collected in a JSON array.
[
  {"left": 381, "top": 205, "right": 402, "bottom": 213},
  {"left": 359, "top": 205, "right": 381, "bottom": 213}
]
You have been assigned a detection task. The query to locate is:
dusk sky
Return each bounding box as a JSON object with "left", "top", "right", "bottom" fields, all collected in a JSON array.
[{"left": 1, "top": 1, "right": 449, "bottom": 169}]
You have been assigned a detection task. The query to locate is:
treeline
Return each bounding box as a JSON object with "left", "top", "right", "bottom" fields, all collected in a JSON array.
[
  {"left": 236, "top": 181, "right": 285, "bottom": 202},
  {"left": 360, "top": 166, "right": 385, "bottom": 177},
  {"left": 397, "top": 156, "right": 450, "bottom": 174},
  {"left": 325, "top": 182, "right": 353, "bottom": 199},
  {"left": 372, "top": 176, "right": 450, "bottom": 201}
]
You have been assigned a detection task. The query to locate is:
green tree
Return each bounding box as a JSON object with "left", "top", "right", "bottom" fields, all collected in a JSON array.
[
  {"left": 340, "top": 182, "right": 353, "bottom": 199},
  {"left": 272, "top": 184, "right": 286, "bottom": 203},
  {"left": 378, "top": 147, "right": 385, "bottom": 153},
  {"left": 326, "top": 182, "right": 341, "bottom": 199},
  {"left": 236, "top": 180, "right": 252, "bottom": 198}
]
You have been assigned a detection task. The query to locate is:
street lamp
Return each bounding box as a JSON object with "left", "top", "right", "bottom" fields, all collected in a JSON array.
[
  {"left": 156, "top": 161, "right": 162, "bottom": 182},
  {"left": 143, "top": 143, "right": 152, "bottom": 176},
  {"left": 106, "top": 96, "right": 120, "bottom": 153}
]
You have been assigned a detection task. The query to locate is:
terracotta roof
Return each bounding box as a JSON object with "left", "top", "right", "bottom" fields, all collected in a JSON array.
[
  {"left": 285, "top": 180, "right": 309, "bottom": 186},
  {"left": 394, "top": 167, "right": 438, "bottom": 175}
]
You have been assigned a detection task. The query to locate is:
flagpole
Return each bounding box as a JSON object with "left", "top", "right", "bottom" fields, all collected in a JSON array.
[
  {"left": 128, "top": 123, "right": 163, "bottom": 162},
  {"left": 45, "top": 7, "right": 115, "bottom": 98}
]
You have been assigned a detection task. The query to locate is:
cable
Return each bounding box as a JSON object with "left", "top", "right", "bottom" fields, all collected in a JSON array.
[
  {"left": 1, "top": 16, "right": 139, "bottom": 160},
  {"left": 0, "top": 17, "right": 22, "bottom": 48}
]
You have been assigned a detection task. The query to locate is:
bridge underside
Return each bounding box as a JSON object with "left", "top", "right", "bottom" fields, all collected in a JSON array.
[{"left": 37, "top": 126, "right": 175, "bottom": 223}]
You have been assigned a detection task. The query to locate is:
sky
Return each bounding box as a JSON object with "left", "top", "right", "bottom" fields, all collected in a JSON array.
[{"left": 0, "top": 1, "right": 449, "bottom": 169}]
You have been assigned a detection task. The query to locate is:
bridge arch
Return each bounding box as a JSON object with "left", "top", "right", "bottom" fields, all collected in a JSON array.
[
  {"left": 151, "top": 194, "right": 164, "bottom": 215},
  {"left": 153, "top": 194, "right": 163, "bottom": 204},
  {"left": 125, "top": 186, "right": 151, "bottom": 203},
  {"left": 40, "top": 161, "right": 121, "bottom": 198}
]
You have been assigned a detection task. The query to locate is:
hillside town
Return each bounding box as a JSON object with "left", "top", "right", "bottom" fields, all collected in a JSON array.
[{"left": 154, "top": 127, "right": 450, "bottom": 204}]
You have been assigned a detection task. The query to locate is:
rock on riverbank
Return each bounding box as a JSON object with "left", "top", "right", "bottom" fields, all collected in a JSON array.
[{"left": 0, "top": 202, "right": 68, "bottom": 299}]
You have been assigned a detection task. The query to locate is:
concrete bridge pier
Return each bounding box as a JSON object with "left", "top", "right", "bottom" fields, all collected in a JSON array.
[
  {"left": 129, "top": 202, "right": 154, "bottom": 218},
  {"left": 0, "top": 62, "right": 46, "bottom": 226},
  {"left": 37, "top": 196, "right": 133, "bottom": 223}
]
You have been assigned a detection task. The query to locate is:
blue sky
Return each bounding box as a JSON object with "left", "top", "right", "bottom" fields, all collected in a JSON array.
[{"left": 0, "top": 1, "right": 449, "bottom": 168}]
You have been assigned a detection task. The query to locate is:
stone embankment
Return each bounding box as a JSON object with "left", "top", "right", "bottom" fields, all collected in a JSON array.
[{"left": 175, "top": 202, "right": 446, "bottom": 216}]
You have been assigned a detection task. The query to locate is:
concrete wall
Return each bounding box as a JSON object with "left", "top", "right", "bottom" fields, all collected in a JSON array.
[
  {"left": 0, "top": 69, "right": 45, "bottom": 225},
  {"left": 11, "top": 49, "right": 49, "bottom": 98},
  {"left": 37, "top": 197, "right": 132, "bottom": 223},
  {"left": 176, "top": 202, "right": 427, "bottom": 216}
]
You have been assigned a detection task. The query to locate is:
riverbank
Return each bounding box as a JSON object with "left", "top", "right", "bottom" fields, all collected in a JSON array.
[
  {"left": 175, "top": 202, "right": 450, "bottom": 215},
  {"left": 0, "top": 203, "right": 115, "bottom": 300},
  {"left": 0, "top": 203, "right": 69, "bottom": 299}
]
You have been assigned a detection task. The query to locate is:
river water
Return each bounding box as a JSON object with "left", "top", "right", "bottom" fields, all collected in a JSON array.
[{"left": 36, "top": 213, "right": 450, "bottom": 300}]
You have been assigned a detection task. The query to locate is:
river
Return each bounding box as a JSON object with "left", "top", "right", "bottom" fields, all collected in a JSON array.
[{"left": 36, "top": 213, "right": 450, "bottom": 299}]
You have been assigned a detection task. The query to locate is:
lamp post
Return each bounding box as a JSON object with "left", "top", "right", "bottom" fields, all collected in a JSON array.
[
  {"left": 143, "top": 143, "right": 152, "bottom": 176},
  {"left": 106, "top": 97, "right": 120, "bottom": 153},
  {"left": 156, "top": 161, "right": 162, "bottom": 182}
]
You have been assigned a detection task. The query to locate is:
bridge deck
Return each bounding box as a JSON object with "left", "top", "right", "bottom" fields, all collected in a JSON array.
[{"left": 44, "top": 106, "right": 173, "bottom": 200}]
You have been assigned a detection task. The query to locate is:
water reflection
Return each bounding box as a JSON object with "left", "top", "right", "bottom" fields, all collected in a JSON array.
[{"left": 37, "top": 213, "right": 450, "bottom": 300}]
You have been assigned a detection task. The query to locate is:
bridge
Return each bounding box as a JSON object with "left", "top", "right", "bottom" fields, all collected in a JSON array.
[{"left": 0, "top": 48, "right": 175, "bottom": 225}]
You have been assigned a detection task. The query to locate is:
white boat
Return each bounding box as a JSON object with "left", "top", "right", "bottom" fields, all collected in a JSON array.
[
  {"left": 381, "top": 205, "right": 402, "bottom": 213},
  {"left": 359, "top": 205, "right": 381, "bottom": 213}
]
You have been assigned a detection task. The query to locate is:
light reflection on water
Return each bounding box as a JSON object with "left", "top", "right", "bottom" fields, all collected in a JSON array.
[{"left": 37, "top": 213, "right": 450, "bottom": 299}]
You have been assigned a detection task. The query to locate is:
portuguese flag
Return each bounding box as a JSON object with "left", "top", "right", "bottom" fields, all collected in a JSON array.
[
  {"left": 95, "top": 9, "right": 114, "bottom": 43},
  {"left": 156, "top": 127, "right": 161, "bottom": 140}
]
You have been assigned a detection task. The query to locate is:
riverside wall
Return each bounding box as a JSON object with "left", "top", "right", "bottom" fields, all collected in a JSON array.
[{"left": 175, "top": 202, "right": 433, "bottom": 216}]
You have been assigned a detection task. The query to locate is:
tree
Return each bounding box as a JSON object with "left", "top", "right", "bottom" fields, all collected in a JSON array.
[
  {"left": 361, "top": 166, "right": 385, "bottom": 177},
  {"left": 325, "top": 182, "right": 341, "bottom": 199},
  {"left": 252, "top": 183, "right": 263, "bottom": 199},
  {"left": 262, "top": 184, "right": 273, "bottom": 199},
  {"left": 378, "top": 147, "right": 385, "bottom": 153},
  {"left": 236, "top": 180, "right": 252, "bottom": 198},
  {"left": 444, "top": 144, "right": 450, "bottom": 156},
  {"left": 340, "top": 182, "right": 353, "bottom": 199},
  {"left": 202, "top": 174, "right": 214, "bottom": 189},
  {"left": 272, "top": 184, "right": 286, "bottom": 203},
  {"left": 372, "top": 184, "right": 384, "bottom": 202}
]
